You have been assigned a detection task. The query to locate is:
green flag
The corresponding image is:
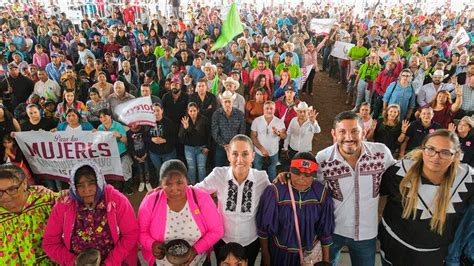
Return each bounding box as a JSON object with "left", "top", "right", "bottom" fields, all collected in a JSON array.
[
  {"left": 211, "top": 73, "right": 219, "bottom": 95},
  {"left": 210, "top": 3, "right": 243, "bottom": 52}
]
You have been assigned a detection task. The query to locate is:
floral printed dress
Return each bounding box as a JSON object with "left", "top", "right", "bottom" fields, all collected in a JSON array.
[
  {"left": 0, "top": 186, "right": 57, "bottom": 265},
  {"left": 70, "top": 198, "right": 115, "bottom": 260}
]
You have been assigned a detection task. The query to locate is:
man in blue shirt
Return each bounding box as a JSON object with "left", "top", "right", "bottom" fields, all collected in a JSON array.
[{"left": 44, "top": 52, "right": 67, "bottom": 83}]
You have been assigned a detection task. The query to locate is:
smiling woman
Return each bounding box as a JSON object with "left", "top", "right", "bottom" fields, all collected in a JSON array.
[
  {"left": 0, "top": 164, "right": 57, "bottom": 265},
  {"left": 378, "top": 129, "right": 474, "bottom": 266}
]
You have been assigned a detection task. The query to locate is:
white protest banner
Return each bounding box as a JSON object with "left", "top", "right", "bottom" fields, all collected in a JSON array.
[
  {"left": 331, "top": 41, "right": 355, "bottom": 59},
  {"left": 298, "top": 64, "right": 314, "bottom": 90},
  {"left": 15, "top": 131, "right": 123, "bottom": 181},
  {"left": 310, "top": 19, "right": 336, "bottom": 35},
  {"left": 449, "top": 27, "right": 470, "bottom": 50},
  {"left": 114, "top": 96, "right": 156, "bottom": 127}
]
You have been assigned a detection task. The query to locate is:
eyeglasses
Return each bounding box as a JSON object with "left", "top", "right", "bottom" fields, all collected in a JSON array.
[
  {"left": 0, "top": 179, "right": 25, "bottom": 198},
  {"left": 422, "top": 146, "right": 455, "bottom": 159},
  {"left": 401, "top": 74, "right": 412, "bottom": 78}
]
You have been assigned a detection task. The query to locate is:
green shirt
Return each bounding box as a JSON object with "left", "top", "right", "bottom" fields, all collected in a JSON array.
[
  {"left": 0, "top": 187, "right": 57, "bottom": 265},
  {"left": 275, "top": 63, "right": 302, "bottom": 79},
  {"left": 358, "top": 63, "right": 380, "bottom": 81},
  {"left": 153, "top": 46, "right": 174, "bottom": 58},
  {"left": 348, "top": 46, "right": 369, "bottom": 60}
]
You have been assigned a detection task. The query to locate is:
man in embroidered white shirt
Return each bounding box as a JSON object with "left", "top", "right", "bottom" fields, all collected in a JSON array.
[
  {"left": 316, "top": 111, "right": 396, "bottom": 266},
  {"left": 284, "top": 101, "right": 321, "bottom": 160},
  {"left": 195, "top": 134, "right": 270, "bottom": 265}
]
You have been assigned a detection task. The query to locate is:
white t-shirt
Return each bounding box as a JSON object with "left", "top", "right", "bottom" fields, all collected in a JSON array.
[
  {"left": 157, "top": 202, "right": 205, "bottom": 266},
  {"left": 65, "top": 125, "right": 83, "bottom": 132},
  {"left": 251, "top": 115, "right": 286, "bottom": 156}
]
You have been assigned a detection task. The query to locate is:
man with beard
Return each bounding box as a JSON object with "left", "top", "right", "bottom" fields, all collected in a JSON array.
[
  {"left": 161, "top": 79, "right": 188, "bottom": 125},
  {"left": 315, "top": 111, "right": 395, "bottom": 266},
  {"left": 0, "top": 62, "right": 35, "bottom": 111},
  {"left": 417, "top": 70, "right": 454, "bottom": 107},
  {"left": 249, "top": 57, "right": 274, "bottom": 92}
]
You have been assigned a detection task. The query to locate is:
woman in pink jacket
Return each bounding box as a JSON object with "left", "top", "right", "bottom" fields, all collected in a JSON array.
[
  {"left": 42, "top": 162, "right": 139, "bottom": 266},
  {"left": 138, "top": 159, "right": 224, "bottom": 265}
]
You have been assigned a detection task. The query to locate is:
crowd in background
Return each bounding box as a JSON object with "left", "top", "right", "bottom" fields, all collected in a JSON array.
[{"left": 0, "top": 0, "right": 473, "bottom": 265}]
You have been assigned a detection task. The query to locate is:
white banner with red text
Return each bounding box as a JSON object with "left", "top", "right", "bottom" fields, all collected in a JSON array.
[
  {"left": 114, "top": 96, "right": 156, "bottom": 127},
  {"left": 14, "top": 131, "right": 123, "bottom": 181},
  {"left": 310, "top": 19, "right": 336, "bottom": 35}
]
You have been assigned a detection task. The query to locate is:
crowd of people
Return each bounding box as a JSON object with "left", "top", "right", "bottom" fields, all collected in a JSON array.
[{"left": 0, "top": 0, "right": 473, "bottom": 265}]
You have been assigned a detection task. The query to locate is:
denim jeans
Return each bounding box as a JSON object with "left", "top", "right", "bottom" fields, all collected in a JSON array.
[
  {"left": 214, "top": 145, "right": 229, "bottom": 167},
  {"left": 184, "top": 145, "right": 208, "bottom": 184},
  {"left": 322, "top": 46, "right": 331, "bottom": 70},
  {"left": 354, "top": 79, "right": 370, "bottom": 110},
  {"left": 253, "top": 153, "right": 279, "bottom": 181},
  {"left": 149, "top": 149, "right": 176, "bottom": 181},
  {"left": 330, "top": 234, "right": 376, "bottom": 266}
]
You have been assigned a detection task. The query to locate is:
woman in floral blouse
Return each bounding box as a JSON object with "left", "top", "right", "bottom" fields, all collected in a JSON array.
[
  {"left": 42, "top": 162, "right": 139, "bottom": 265},
  {"left": 0, "top": 164, "right": 57, "bottom": 265}
]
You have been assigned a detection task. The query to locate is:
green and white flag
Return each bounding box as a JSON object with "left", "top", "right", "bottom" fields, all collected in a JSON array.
[{"left": 211, "top": 3, "right": 243, "bottom": 52}]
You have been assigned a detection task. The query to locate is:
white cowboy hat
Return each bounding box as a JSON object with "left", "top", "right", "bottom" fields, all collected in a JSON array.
[
  {"left": 219, "top": 90, "right": 236, "bottom": 101},
  {"left": 284, "top": 42, "right": 295, "bottom": 51},
  {"left": 222, "top": 77, "right": 240, "bottom": 88},
  {"left": 237, "top": 37, "right": 247, "bottom": 44},
  {"left": 429, "top": 70, "right": 449, "bottom": 79},
  {"left": 295, "top": 101, "right": 313, "bottom": 111},
  {"left": 201, "top": 62, "right": 217, "bottom": 72}
]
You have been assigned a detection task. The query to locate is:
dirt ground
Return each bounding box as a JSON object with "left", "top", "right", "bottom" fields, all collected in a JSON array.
[{"left": 128, "top": 69, "right": 350, "bottom": 212}]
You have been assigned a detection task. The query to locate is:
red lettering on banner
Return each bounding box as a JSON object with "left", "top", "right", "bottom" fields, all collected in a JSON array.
[
  {"left": 64, "top": 142, "right": 73, "bottom": 159},
  {"left": 24, "top": 142, "right": 112, "bottom": 159},
  {"left": 75, "top": 142, "right": 87, "bottom": 158},
  {"left": 98, "top": 143, "right": 111, "bottom": 156}
]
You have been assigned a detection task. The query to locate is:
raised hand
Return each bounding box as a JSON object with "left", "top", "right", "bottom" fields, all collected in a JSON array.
[
  {"left": 447, "top": 123, "right": 457, "bottom": 132},
  {"left": 455, "top": 84, "right": 462, "bottom": 97},
  {"left": 309, "top": 109, "right": 319, "bottom": 123},
  {"left": 181, "top": 116, "right": 189, "bottom": 129},
  {"left": 401, "top": 120, "right": 410, "bottom": 132}
]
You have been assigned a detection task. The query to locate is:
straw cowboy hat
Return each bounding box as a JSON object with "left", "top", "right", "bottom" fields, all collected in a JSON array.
[
  {"left": 222, "top": 77, "right": 240, "bottom": 88},
  {"left": 237, "top": 37, "right": 247, "bottom": 44},
  {"left": 284, "top": 42, "right": 295, "bottom": 51},
  {"left": 430, "top": 70, "right": 449, "bottom": 79},
  {"left": 460, "top": 116, "right": 474, "bottom": 128},
  {"left": 219, "top": 90, "right": 236, "bottom": 101},
  {"left": 201, "top": 62, "right": 217, "bottom": 72},
  {"left": 295, "top": 101, "right": 313, "bottom": 111}
]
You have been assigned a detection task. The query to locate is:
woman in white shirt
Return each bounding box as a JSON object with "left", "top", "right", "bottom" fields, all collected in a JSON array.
[{"left": 195, "top": 134, "right": 271, "bottom": 265}]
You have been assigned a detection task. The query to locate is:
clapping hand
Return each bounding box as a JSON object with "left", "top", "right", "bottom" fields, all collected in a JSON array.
[{"left": 181, "top": 116, "right": 190, "bottom": 129}]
